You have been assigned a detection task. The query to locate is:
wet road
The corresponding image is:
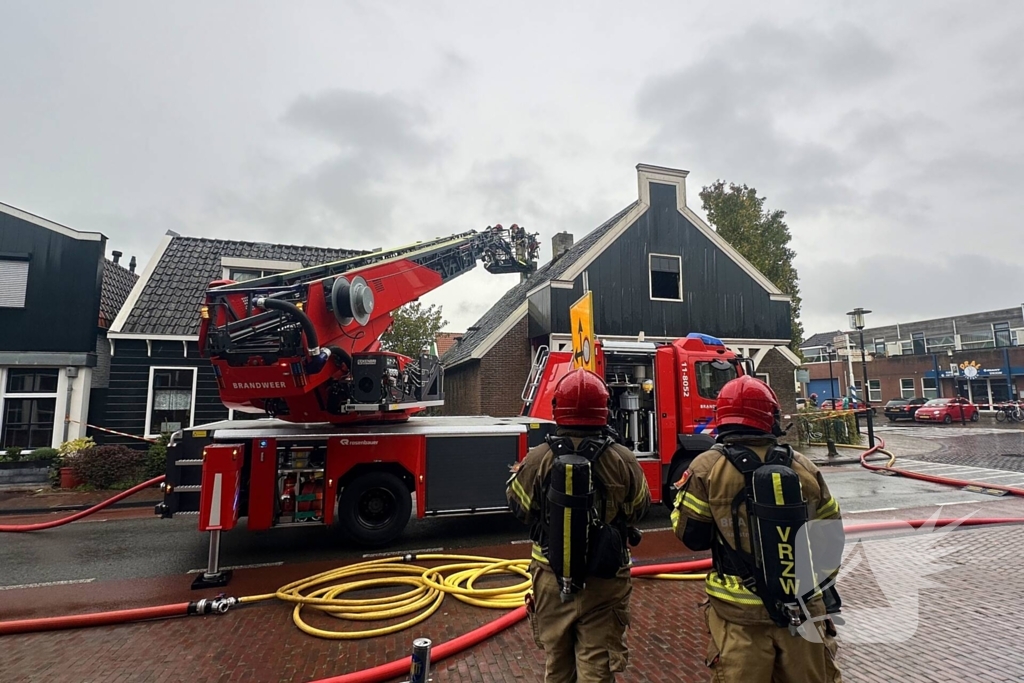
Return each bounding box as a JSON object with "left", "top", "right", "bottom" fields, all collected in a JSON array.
[{"left": 2, "top": 428, "right": 1022, "bottom": 588}]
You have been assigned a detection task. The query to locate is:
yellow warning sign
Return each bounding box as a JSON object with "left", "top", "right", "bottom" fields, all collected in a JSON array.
[{"left": 570, "top": 292, "right": 596, "bottom": 372}]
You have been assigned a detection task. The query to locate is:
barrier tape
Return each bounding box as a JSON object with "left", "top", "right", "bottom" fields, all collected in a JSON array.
[{"left": 65, "top": 418, "right": 160, "bottom": 444}]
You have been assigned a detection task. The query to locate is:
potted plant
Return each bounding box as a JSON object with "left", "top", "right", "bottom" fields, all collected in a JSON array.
[{"left": 56, "top": 437, "right": 95, "bottom": 489}]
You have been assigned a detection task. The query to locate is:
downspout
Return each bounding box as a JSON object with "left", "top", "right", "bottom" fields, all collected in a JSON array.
[{"left": 62, "top": 368, "right": 75, "bottom": 442}]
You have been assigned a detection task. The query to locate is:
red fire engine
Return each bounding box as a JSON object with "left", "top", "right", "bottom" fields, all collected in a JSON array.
[{"left": 157, "top": 225, "right": 750, "bottom": 587}]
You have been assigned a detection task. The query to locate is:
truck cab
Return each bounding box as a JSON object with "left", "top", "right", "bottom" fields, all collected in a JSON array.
[{"left": 521, "top": 333, "right": 748, "bottom": 505}]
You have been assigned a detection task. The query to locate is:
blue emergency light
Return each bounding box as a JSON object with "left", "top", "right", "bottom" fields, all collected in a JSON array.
[{"left": 686, "top": 332, "right": 725, "bottom": 347}]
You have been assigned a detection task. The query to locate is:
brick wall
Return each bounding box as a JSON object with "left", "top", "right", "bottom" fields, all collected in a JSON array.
[
  {"left": 440, "top": 361, "right": 481, "bottom": 415},
  {"left": 479, "top": 316, "right": 532, "bottom": 417},
  {"left": 804, "top": 347, "right": 1024, "bottom": 405},
  {"left": 758, "top": 347, "right": 798, "bottom": 414}
]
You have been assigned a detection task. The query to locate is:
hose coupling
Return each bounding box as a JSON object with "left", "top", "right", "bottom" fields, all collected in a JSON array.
[
  {"left": 211, "top": 597, "right": 238, "bottom": 614},
  {"left": 254, "top": 296, "right": 268, "bottom": 308}
]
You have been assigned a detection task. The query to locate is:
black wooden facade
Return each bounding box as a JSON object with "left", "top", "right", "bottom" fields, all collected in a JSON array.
[
  {"left": 0, "top": 207, "right": 105, "bottom": 354},
  {"left": 527, "top": 181, "right": 791, "bottom": 342}
]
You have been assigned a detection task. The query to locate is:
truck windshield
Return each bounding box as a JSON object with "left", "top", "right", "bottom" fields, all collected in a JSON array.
[{"left": 696, "top": 361, "right": 737, "bottom": 399}]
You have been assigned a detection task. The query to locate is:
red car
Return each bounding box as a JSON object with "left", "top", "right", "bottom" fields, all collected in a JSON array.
[{"left": 914, "top": 397, "right": 979, "bottom": 424}]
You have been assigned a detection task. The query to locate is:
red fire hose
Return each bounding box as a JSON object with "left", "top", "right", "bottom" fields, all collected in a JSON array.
[
  {"left": 0, "top": 475, "right": 165, "bottom": 533},
  {"left": 0, "top": 597, "right": 237, "bottom": 636}
]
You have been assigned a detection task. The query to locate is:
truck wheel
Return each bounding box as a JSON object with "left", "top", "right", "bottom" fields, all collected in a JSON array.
[{"left": 338, "top": 471, "right": 412, "bottom": 546}]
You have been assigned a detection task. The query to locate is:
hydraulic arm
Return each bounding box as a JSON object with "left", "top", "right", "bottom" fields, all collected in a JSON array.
[{"left": 198, "top": 224, "right": 539, "bottom": 423}]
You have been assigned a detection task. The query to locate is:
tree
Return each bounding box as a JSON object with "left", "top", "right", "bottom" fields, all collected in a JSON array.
[
  {"left": 380, "top": 302, "right": 448, "bottom": 358},
  {"left": 699, "top": 181, "right": 804, "bottom": 352}
]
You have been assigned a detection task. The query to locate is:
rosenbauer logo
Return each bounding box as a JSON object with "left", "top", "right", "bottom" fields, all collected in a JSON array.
[
  {"left": 231, "top": 381, "right": 287, "bottom": 390},
  {"left": 338, "top": 439, "right": 379, "bottom": 446}
]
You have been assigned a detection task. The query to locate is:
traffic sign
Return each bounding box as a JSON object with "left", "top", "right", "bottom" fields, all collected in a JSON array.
[{"left": 570, "top": 292, "right": 596, "bottom": 371}]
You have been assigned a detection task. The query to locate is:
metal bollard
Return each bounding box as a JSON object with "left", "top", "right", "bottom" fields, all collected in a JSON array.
[{"left": 409, "top": 638, "right": 432, "bottom": 683}]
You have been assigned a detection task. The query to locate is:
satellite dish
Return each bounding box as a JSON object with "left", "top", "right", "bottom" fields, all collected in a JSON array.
[{"left": 331, "top": 275, "right": 375, "bottom": 327}]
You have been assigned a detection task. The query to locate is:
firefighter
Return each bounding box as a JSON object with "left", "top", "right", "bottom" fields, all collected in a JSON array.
[
  {"left": 672, "top": 375, "right": 844, "bottom": 683},
  {"left": 507, "top": 368, "right": 650, "bottom": 683}
]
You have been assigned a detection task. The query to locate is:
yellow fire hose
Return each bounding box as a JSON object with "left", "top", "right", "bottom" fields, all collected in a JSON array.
[{"left": 237, "top": 553, "right": 704, "bottom": 640}]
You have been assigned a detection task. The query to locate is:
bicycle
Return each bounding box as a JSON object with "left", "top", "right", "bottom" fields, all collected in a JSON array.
[{"left": 995, "top": 402, "right": 1024, "bottom": 423}]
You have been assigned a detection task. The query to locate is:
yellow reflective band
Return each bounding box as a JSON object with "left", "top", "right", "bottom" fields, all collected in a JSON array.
[
  {"left": 705, "top": 573, "right": 763, "bottom": 606},
  {"left": 679, "top": 492, "right": 712, "bottom": 518},
  {"left": 632, "top": 480, "right": 649, "bottom": 508},
  {"left": 670, "top": 506, "right": 682, "bottom": 533},
  {"left": 511, "top": 478, "right": 532, "bottom": 509},
  {"left": 532, "top": 544, "right": 548, "bottom": 564},
  {"left": 772, "top": 471, "right": 785, "bottom": 505},
  {"left": 563, "top": 465, "right": 573, "bottom": 578},
  {"left": 816, "top": 497, "right": 840, "bottom": 519}
]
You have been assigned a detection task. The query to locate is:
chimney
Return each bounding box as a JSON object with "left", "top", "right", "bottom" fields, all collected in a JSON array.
[
  {"left": 551, "top": 232, "right": 574, "bottom": 261},
  {"left": 111, "top": 250, "right": 122, "bottom": 265},
  {"left": 129, "top": 256, "right": 137, "bottom": 274}
]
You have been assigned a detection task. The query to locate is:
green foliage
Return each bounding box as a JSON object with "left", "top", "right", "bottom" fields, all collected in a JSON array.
[
  {"left": 379, "top": 302, "right": 448, "bottom": 359},
  {"left": 792, "top": 409, "right": 862, "bottom": 446},
  {"left": 0, "top": 446, "right": 24, "bottom": 462},
  {"left": 700, "top": 181, "right": 803, "bottom": 352},
  {"left": 59, "top": 437, "right": 96, "bottom": 460},
  {"left": 28, "top": 447, "right": 59, "bottom": 466},
  {"left": 146, "top": 434, "right": 170, "bottom": 479},
  {"left": 70, "top": 445, "right": 147, "bottom": 490}
]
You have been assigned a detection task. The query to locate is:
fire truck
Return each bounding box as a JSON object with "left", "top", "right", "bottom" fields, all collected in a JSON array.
[
  {"left": 156, "top": 224, "right": 750, "bottom": 586},
  {"left": 520, "top": 334, "right": 751, "bottom": 506}
]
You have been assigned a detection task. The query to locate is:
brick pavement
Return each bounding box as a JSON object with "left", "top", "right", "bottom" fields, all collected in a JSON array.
[{"left": 5, "top": 519, "right": 1024, "bottom": 683}]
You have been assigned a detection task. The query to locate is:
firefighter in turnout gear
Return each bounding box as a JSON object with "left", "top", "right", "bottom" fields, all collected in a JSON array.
[
  {"left": 673, "top": 376, "right": 844, "bottom": 683},
  {"left": 507, "top": 369, "right": 650, "bottom": 683}
]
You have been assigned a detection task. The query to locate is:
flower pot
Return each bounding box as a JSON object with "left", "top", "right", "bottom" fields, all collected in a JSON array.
[{"left": 60, "top": 467, "right": 83, "bottom": 490}]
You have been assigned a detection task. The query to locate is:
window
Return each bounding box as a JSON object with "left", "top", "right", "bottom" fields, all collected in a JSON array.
[
  {"left": 925, "top": 335, "right": 955, "bottom": 352},
  {"left": 922, "top": 377, "right": 938, "bottom": 399},
  {"left": 0, "top": 255, "right": 30, "bottom": 308},
  {"left": 649, "top": 254, "right": 682, "bottom": 301},
  {"left": 695, "top": 360, "right": 737, "bottom": 399},
  {"left": 802, "top": 346, "right": 829, "bottom": 363},
  {"left": 873, "top": 338, "right": 886, "bottom": 356},
  {"left": 756, "top": 373, "right": 770, "bottom": 385},
  {"left": 1, "top": 369, "right": 59, "bottom": 449},
  {"left": 221, "top": 258, "right": 302, "bottom": 283},
  {"left": 994, "top": 322, "right": 1011, "bottom": 348},
  {"left": 868, "top": 379, "right": 882, "bottom": 403},
  {"left": 228, "top": 268, "right": 267, "bottom": 282},
  {"left": 147, "top": 367, "right": 197, "bottom": 437},
  {"left": 911, "top": 332, "right": 925, "bottom": 355},
  {"left": 899, "top": 340, "right": 913, "bottom": 355},
  {"left": 900, "top": 378, "right": 915, "bottom": 399}
]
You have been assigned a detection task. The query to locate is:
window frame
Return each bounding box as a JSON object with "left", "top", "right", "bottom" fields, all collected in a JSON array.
[
  {"left": 144, "top": 366, "right": 198, "bottom": 438},
  {"left": 648, "top": 253, "right": 683, "bottom": 302},
  {"left": 0, "top": 367, "right": 60, "bottom": 451},
  {"left": 873, "top": 338, "right": 886, "bottom": 356},
  {"left": 994, "top": 322, "right": 1011, "bottom": 348},
  {"left": 921, "top": 377, "right": 938, "bottom": 399},
  {"left": 900, "top": 378, "right": 916, "bottom": 399},
  {"left": 868, "top": 379, "right": 882, "bottom": 403}
]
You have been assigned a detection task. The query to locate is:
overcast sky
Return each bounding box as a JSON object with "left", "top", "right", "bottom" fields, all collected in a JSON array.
[{"left": 2, "top": 1, "right": 1022, "bottom": 339}]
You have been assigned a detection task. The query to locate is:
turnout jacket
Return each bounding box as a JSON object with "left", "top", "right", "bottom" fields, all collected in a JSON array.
[
  {"left": 672, "top": 440, "right": 843, "bottom": 626},
  {"left": 506, "top": 428, "right": 651, "bottom": 576}
]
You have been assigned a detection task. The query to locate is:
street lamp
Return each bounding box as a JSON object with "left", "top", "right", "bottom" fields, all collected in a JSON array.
[{"left": 846, "top": 308, "right": 875, "bottom": 448}]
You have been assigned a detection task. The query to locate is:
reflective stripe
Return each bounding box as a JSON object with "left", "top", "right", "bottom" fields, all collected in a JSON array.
[
  {"left": 670, "top": 505, "right": 682, "bottom": 532},
  {"left": 631, "top": 479, "right": 649, "bottom": 509},
  {"left": 679, "top": 492, "right": 711, "bottom": 518},
  {"left": 563, "top": 464, "right": 573, "bottom": 578},
  {"left": 705, "top": 572, "right": 763, "bottom": 606},
  {"left": 816, "top": 497, "right": 840, "bottom": 519},
  {"left": 532, "top": 544, "right": 548, "bottom": 564},
  {"left": 511, "top": 477, "right": 532, "bottom": 509},
  {"left": 772, "top": 471, "right": 785, "bottom": 505}
]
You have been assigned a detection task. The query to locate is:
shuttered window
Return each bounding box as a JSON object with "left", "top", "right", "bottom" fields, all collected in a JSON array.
[{"left": 0, "top": 257, "right": 30, "bottom": 308}]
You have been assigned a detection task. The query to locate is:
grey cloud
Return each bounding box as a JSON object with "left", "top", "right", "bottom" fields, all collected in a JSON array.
[{"left": 800, "top": 253, "right": 1023, "bottom": 334}]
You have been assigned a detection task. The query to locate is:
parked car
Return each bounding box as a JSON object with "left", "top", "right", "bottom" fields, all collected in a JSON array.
[
  {"left": 818, "top": 398, "right": 877, "bottom": 416},
  {"left": 884, "top": 397, "right": 929, "bottom": 422},
  {"left": 914, "top": 397, "right": 979, "bottom": 424}
]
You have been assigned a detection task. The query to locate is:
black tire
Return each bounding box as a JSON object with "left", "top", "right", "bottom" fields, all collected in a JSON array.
[
  {"left": 887, "top": 416, "right": 896, "bottom": 423},
  {"left": 943, "top": 414, "right": 953, "bottom": 424},
  {"left": 996, "top": 410, "right": 1007, "bottom": 423},
  {"left": 337, "top": 471, "right": 412, "bottom": 546},
  {"left": 971, "top": 411, "right": 980, "bottom": 422}
]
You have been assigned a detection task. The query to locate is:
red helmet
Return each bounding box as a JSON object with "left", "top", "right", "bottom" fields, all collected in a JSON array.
[
  {"left": 715, "top": 376, "right": 781, "bottom": 434},
  {"left": 552, "top": 369, "right": 609, "bottom": 427}
]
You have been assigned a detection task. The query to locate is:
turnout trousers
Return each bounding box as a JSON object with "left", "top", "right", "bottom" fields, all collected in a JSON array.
[
  {"left": 704, "top": 603, "right": 842, "bottom": 683},
  {"left": 527, "top": 563, "right": 632, "bottom": 683}
]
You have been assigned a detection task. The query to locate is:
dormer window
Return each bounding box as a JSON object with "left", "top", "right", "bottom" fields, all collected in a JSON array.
[{"left": 221, "top": 257, "right": 302, "bottom": 282}]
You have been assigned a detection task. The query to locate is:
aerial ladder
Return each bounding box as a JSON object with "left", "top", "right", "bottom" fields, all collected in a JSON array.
[{"left": 198, "top": 225, "right": 540, "bottom": 424}]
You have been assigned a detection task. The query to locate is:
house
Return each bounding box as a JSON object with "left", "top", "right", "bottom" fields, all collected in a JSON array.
[
  {"left": 440, "top": 164, "right": 801, "bottom": 415},
  {"left": 433, "top": 332, "right": 462, "bottom": 357},
  {"left": 99, "top": 232, "right": 361, "bottom": 444},
  {"left": 802, "top": 306, "right": 1024, "bottom": 408},
  {"left": 0, "top": 202, "right": 136, "bottom": 451}
]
